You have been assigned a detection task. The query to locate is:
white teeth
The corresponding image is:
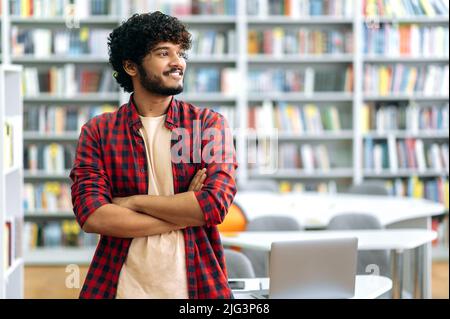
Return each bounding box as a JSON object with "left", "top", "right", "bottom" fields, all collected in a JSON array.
[{"left": 169, "top": 72, "right": 182, "bottom": 79}]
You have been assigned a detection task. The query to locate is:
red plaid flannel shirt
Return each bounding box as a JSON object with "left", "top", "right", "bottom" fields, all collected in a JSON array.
[{"left": 70, "top": 94, "right": 238, "bottom": 299}]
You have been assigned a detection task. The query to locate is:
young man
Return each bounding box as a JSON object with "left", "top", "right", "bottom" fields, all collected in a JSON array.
[{"left": 70, "top": 11, "right": 238, "bottom": 299}]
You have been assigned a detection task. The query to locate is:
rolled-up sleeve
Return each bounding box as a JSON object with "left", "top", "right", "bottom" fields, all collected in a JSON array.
[
  {"left": 194, "top": 112, "right": 238, "bottom": 227},
  {"left": 70, "top": 122, "right": 112, "bottom": 228}
]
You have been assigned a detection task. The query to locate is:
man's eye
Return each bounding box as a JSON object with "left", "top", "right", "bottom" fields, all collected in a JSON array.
[
  {"left": 159, "top": 51, "right": 169, "bottom": 56},
  {"left": 179, "top": 52, "right": 188, "bottom": 60}
]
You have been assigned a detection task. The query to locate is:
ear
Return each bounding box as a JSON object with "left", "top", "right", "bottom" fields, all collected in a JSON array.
[{"left": 123, "top": 60, "right": 138, "bottom": 77}]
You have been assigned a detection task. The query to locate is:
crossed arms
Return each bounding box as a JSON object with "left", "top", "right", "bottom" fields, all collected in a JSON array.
[
  {"left": 82, "top": 169, "right": 207, "bottom": 238},
  {"left": 70, "top": 113, "right": 237, "bottom": 239}
]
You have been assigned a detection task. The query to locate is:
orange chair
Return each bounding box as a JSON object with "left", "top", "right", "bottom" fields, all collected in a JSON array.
[
  {"left": 218, "top": 203, "right": 247, "bottom": 232},
  {"left": 218, "top": 203, "right": 247, "bottom": 252}
]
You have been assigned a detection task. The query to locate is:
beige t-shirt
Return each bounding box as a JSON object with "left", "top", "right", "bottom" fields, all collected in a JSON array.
[{"left": 116, "top": 114, "right": 188, "bottom": 299}]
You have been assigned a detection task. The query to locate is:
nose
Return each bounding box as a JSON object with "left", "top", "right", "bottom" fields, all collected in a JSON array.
[{"left": 170, "top": 53, "right": 185, "bottom": 69}]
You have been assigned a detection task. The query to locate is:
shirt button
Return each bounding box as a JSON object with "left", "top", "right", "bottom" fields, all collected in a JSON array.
[{"left": 141, "top": 168, "right": 146, "bottom": 173}]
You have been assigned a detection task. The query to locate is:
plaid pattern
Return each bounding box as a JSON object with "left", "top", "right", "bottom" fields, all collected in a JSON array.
[{"left": 70, "top": 94, "right": 238, "bottom": 299}]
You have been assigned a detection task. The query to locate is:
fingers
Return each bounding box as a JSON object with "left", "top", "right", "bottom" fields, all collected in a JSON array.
[
  {"left": 194, "top": 168, "right": 207, "bottom": 191},
  {"left": 189, "top": 168, "right": 207, "bottom": 191},
  {"left": 192, "top": 169, "right": 204, "bottom": 187},
  {"left": 188, "top": 170, "right": 201, "bottom": 190},
  {"left": 199, "top": 171, "right": 207, "bottom": 184}
]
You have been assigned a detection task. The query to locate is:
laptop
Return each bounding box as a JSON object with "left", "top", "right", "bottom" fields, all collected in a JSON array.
[{"left": 248, "top": 237, "right": 358, "bottom": 299}]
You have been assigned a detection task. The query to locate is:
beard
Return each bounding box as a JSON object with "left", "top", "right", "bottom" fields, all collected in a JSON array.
[{"left": 137, "top": 63, "right": 184, "bottom": 96}]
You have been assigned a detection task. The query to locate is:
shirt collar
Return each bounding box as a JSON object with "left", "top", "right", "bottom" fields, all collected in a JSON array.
[{"left": 127, "top": 93, "right": 180, "bottom": 131}]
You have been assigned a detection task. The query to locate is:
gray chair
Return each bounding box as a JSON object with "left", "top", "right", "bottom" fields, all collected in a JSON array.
[
  {"left": 242, "top": 216, "right": 302, "bottom": 277},
  {"left": 224, "top": 248, "right": 256, "bottom": 278},
  {"left": 347, "top": 181, "right": 389, "bottom": 196},
  {"left": 327, "top": 213, "right": 391, "bottom": 278},
  {"left": 238, "top": 180, "right": 279, "bottom": 193}
]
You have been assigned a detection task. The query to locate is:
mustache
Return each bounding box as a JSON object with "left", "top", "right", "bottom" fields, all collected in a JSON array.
[{"left": 163, "top": 68, "right": 183, "bottom": 76}]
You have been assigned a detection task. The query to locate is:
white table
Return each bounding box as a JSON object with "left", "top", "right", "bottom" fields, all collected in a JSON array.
[
  {"left": 221, "top": 229, "right": 437, "bottom": 299},
  {"left": 233, "top": 191, "right": 445, "bottom": 298},
  {"left": 233, "top": 192, "right": 445, "bottom": 228},
  {"left": 231, "top": 275, "right": 393, "bottom": 299}
]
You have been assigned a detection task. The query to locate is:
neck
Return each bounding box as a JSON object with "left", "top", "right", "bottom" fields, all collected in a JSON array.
[{"left": 133, "top": 86, "right": 172, "bottom": 117}]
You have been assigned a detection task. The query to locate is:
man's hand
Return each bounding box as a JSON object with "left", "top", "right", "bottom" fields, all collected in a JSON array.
[
  {"left": 113, "top": 169, "right": 207, "bottom": 209},
  {"left": 188, "top": 168, "right": 207, "bottom": 192}
]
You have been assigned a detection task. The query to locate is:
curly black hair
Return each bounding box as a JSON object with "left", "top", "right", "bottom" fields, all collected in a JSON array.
[{"left": 108, "top": 11, "right": 192, "bottom": 93}]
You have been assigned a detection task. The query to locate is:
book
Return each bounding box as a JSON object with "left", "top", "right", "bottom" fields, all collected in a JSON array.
[
  {"left": 190, "top": 29, "right": 225, "bottom": 56},
  {"left": 250, "top": 103, "right": 343, "bottom": 134},
  {"left": 24, "top": 143, "right": 75, "bottom": 173},
  {"left": 364, "top": 64, "right": 449, "bottom": 96},
  {"left": 365, "top": 135, "right": 448, "bottom": 173},
  {"left": 23, "top": 221, "right": 99, "bottom": 250},
  {"left": 300, "top": 144, "right": 315, "bottom": 172},
  {"left": 279, "top": 180, "right": 338, "bottom": 193},
  {"left": 387, "top": 134, "right": 398, "bottom": 172},
  {"left": 22, "top": 66, "right": 118, "bottom": 95},
  {"left": 280, "top": 143, "right": 299, "bottom": 169},
  {"left": 184, "top": 67, "right": 235, "bottom": 93},
  {"left": 415, "top": 139, "right": 427, "bottom": 172},
  {"left": 3, "top": 222, "right": 12, "bottom": 271},
  {"left": 23, "top": 183, "right": 72, "bottom": 213},
  {"left": 10, "top": 0, "right": 113, "bottom": 17},
  {"left": 3, "top": 121, "right": 14, "bottom": 169},
  {"left": 364, "top": 24, "right": 449, "bottom": 57},
  {"left": 248, "top": 0, "right": 353, "bottom": 17},
  {"left": 24, "top": 104, "right": 117, "bottom": 134},
  {"left": 363, "top": 0, "right": 448, "bottom": 17},
  {"left": 221, "top": 68, "right": 239, "bottom": 96},
  {"left": 209, "top": 106, "right": 236, "bottom": 130},
  {"left": 363, "top": 102, "right": 449, "bottom": 133},
  {"left": 248, "top": 27, "right": 353, "bottom": 55}
]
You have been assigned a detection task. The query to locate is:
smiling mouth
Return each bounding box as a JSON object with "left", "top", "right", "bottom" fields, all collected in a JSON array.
[
  {"left": 164, "top": 69, "right": 183, "bottom": 80},
  {"left": 168, "top": 72, "right": 183, "bottom": 80}
]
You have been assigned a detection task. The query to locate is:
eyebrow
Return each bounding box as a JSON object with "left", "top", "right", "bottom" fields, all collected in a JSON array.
[{"left": 152, "top": 46, "right": 183, "bottom": 52}]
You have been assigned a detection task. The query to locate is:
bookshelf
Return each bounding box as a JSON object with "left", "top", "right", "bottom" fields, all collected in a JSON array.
[
  {"left": 0, "top": 63, "right": 24, "bottom": 298},
  {"left": 1, "top": 0, "right": 125, "bottom": 267},
  {"left": 0, "top": 0, "right": 448, "bottom": 267},
  {"left": 359, "top": 1, "right": 449, "bottom": 263},
  {"left": 1, "top": 0, "right": 23, "bottom": 300}
]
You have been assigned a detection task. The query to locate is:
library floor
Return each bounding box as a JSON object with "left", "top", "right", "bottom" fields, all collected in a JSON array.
[{"left": 23, "top": 262, "right": 449, "bottom": 299}]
